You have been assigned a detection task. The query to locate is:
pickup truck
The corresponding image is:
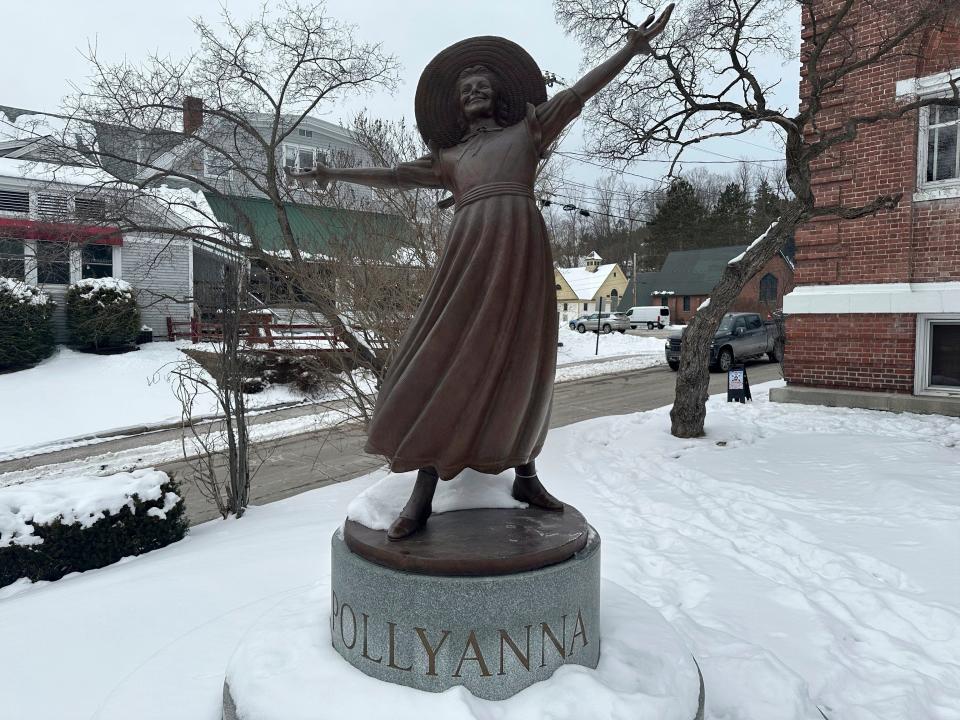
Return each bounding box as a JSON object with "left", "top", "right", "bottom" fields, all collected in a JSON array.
[{"left": 665, "top": 312, "right": 783, "bottom": 372}]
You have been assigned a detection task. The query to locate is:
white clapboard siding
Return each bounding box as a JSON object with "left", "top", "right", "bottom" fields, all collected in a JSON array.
[{"left": 121, "top": 235, "right": 193, "bottom": 339}]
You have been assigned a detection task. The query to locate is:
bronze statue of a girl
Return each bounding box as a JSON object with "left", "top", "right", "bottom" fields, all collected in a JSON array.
[{"left": 291, "top": 6, "right": 673, "bottom": 540}]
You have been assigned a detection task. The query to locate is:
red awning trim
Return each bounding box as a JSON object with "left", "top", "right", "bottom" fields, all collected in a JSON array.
[{"left": 0, "top": 218, "right": 123, "bottom": 245}]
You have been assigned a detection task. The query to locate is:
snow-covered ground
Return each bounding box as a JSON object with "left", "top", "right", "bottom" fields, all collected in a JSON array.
[
  {"left": 556, "top": 326, "right": 665, "bottom": 365},
  {"left": 1, "top": 383, "right": 957, "bottom": 719},
  {"left": 0, "top": 343, "right": 305, "bottom": 458},
  {"left": 2, "top": 333, "right": 664, "bottom": 460}
]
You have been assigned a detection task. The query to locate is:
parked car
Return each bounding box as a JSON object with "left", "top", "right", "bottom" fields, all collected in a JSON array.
[
  {"left": 572, "top": 312, "right": 630, "bottom": 334},
  {"left": 569, "top": 313, "right": 593, "bottom": 330},
  {"left": 624, "top": 306, "right": 671, "bottom": 330},
  {"left": 665, "top": 312, "right": 783, "bottom": 372}
]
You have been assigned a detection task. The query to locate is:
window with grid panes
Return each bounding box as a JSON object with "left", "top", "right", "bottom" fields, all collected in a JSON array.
[
  {"left": 81, "top": 244, "right": 113, "bottom": 279},
  {"left": 926, "top": 104, "right": 959, "bottom": 184},
  {"left": 36, "top": 241, "right": 70, "bottom": 284},
  {"left": 0, "top": 238, "right": 25, "bottom": 279}
]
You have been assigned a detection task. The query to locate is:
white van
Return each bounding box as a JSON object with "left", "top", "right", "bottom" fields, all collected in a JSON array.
[{"left": 624, "top": 306, "right": 671, "bottom": 330}]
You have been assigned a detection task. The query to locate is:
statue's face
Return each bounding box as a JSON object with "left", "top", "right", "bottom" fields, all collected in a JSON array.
[{"left": 458, "top": 74, "right": 496, "bottom": 122}]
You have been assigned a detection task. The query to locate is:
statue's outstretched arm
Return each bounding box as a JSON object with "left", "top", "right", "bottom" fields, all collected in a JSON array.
[
  {"left": 570, "top": 3, "right": 673, "bottom": 104},
  {"left": 286, "top": 155, "right": 442, "bottom": 191}
]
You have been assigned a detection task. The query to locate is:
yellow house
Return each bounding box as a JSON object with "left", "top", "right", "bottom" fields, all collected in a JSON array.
[{"left": 555, "top": 252, "right": 628, "bottom": 324}]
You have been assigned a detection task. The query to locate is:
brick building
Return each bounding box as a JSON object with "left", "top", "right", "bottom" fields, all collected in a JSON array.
[{"left": 773, "top": 7, "right": 960, "bottom": 416}]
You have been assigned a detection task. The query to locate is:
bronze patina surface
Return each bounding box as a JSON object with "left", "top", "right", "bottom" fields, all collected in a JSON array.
[
  {"left": 343, "top": 505, "right": 590, "bottom": 576},
  {"left": 289, "top": 6, "right": 674, "bottom": 538}
]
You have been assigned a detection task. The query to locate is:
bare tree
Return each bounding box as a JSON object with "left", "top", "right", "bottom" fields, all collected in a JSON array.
[
  {"left": 48, "top": 1, "right": 399, "bottom": 516},
  {"left": 556, "top": 0, "right": 960, "bottom": 437},
  {"left": 171, "top": 266, "right": 257, "bottom": 518}
]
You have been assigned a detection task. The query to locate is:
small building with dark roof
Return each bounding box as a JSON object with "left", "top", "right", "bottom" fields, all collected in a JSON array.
[{"left": 619, "top": 244, "right": 794, "bottom": 323}]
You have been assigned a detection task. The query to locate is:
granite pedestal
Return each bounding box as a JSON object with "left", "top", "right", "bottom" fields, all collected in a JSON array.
[{"left": 331, "top": 518, "right": 601, "bottom": 700}]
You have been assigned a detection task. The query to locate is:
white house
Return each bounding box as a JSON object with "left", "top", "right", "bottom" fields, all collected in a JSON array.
[
  {"left": 0, "top": 108, "right": 204, "bottom": 340},
  {"left": 554, "top": 252, "right": 629, "bottom": 324}
]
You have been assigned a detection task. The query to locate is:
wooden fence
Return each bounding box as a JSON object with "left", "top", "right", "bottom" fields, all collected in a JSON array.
[{"left": 166, "top": 314, "right": 345, "bottom": 351}]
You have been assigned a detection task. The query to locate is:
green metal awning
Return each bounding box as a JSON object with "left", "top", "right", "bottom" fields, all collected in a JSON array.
[{"left": 202, "top": 192, "right": 408, "bottom": 259}]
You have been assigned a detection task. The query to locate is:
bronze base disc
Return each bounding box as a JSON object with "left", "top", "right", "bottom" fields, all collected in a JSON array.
[{"left": 343, "top": 504, "right": 590, "bottom": 576}]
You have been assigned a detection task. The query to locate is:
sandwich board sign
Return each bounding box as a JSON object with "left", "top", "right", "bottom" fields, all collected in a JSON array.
[{"left": 727, "top": 366, "right": 752, "bottom": 403}]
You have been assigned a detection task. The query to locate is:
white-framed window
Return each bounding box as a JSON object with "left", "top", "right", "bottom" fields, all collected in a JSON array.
[
  {"left": 0, "top": 237, "right": 25, "bottom": 279},
  {"left": 81, "top": 244, "right": 114, "bottom": 279},
  {"left": 924, "top": 104, "right": 959, "bottom": 185},
  {"left": 203, "top": 148, "right": 234, "bottom": 180},
  {"left": 283, "top": 144, "right": 325, "bottom": 173},
  {"left": 901, "top": 66, "right": 960, "bottom": 201},
  {"left": 35, "top": 240, "right": 71, "bottom": 285},
  {"left": 915, "top": 314, "right": 960, "bottom": 397},
  {"left": 24, "top": 241, "right": 120, "bottom": 287}
]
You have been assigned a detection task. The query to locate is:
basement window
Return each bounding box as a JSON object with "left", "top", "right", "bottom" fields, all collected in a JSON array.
[{"left": 915, "top": 314, "right": 960, "bottom": 397}]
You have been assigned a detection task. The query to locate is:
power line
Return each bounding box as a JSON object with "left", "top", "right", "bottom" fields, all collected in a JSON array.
[
  {"left": 560, "top": 148, "right": 783, "bottom": 165},
  {"left": 539, "top": 192, "right": 655, "bottom": 224}
]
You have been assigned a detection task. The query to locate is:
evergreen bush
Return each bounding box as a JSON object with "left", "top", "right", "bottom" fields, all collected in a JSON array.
[
  {"left": 0, "top": 277, "right": 55, "bottom": 371},
  {"left": 0, "top": 476, "right": 188, "bottom": 588},
  {"left": 67, "top": 277, "right": 141, "bottom": 350}
]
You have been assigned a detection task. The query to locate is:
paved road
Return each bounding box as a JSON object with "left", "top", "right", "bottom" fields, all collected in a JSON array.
[{"left": 172, "top": 360, "right": 782, "bottom": 524}]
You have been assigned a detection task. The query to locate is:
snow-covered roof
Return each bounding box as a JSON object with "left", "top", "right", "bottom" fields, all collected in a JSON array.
[
  {"left": 141, "top": 185, "right": 248, "bottom": 259},
  {"left": 0, "top": 156, "right": 125, "bottom": 188},
  {"left": 584, "top": 251, "right": 602, "bottom": 260},
  {"left": 557, "top": 263, "right": 619, "bottom": 301},
  {"left": 133, "top": 112, "right": 362, "bottom": 183}
]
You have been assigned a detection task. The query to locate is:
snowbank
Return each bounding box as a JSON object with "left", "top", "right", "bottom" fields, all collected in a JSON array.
[
  {"left": 557, "top": 327, "right": 665, "bottom": 365},
  {"left": 0, "top": 468, "right": 175, "bottom": 547},
  {"left": 0, "top": 343, "right": 304, "bottom": 457},
  {"left": 1, "top": 383, "right": 957, "bottom": 718}
]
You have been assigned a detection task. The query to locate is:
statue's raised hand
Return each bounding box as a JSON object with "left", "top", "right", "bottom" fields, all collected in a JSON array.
[
  {"left": 628, "top": 3, "right": 674, "bottom": 55},
  {"left": 284, "top": 160, "right": 331, "bottom": 188}
]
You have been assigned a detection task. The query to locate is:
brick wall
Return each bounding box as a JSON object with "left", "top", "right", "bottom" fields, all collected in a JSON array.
[
  {"left": 786, "top": 3, "right": 960, "bottom": 394},
  {"left": 784, "top": 313, "right": 916, "bottom": 393},
  {"left": 795, "top": 5, "right": 960, "bottom": 288}
]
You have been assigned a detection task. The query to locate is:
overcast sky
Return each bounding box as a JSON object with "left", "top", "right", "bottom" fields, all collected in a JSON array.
[{"left": 4, "top": 0, "right": 799, "bottom": 194}]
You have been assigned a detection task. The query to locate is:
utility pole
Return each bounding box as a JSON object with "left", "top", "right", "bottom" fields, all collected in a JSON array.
[{"left": 595, "top": 296, "right": 602, "bottom": 356}]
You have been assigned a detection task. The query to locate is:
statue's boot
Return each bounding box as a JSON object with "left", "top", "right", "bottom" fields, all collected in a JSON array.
[
  {"left": 512, "top": 461, "right": 564, "bottom": 511},
  {"left": 387, "top": 468, "right": 439, "bottom": 541}
]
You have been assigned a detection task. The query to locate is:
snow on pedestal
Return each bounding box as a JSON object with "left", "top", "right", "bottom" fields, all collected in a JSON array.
[{"left": 346, "top": 469, "right": 525, "bottom": 530}]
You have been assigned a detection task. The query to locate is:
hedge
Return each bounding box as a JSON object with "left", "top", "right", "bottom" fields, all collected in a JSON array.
[
  {"left": 67, "top": 277, "right": 141, "bottom": 350},
  {"left": 0, "top": 277, "right": 55, "bottom": 371},
  {"left": 0, "top": 472, "right": 188, "bottom": 588}
]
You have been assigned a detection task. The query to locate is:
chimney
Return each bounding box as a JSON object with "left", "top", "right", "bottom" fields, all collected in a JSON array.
[{"left": 183, "top": 96, "right": 203, "bottom": 135}]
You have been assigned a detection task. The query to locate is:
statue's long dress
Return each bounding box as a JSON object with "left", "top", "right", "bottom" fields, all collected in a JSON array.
[{"left": 365, "top": 90, "right": 583, "bottom": 480}]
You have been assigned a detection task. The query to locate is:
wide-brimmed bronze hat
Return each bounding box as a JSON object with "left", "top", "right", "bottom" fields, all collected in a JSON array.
[{"left": 415, "top": 36, "right": 547, "bottom": 149}]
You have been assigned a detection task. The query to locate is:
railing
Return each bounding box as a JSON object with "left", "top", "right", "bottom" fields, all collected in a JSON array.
[{"left": 166, "top": 314, "right": 345, "bottom": 351}]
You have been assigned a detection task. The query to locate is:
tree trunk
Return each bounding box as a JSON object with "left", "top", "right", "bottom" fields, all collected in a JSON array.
[{"left": 670, "top": 207, "right": 802, "bottom": 438}]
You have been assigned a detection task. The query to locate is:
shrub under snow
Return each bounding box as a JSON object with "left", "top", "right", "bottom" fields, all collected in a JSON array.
[
  {"left": 66, "top": 277, "right": 141, "bottom": 350},
  {"left": 0, "top": 469, "right": 188, "bottom": 587},
  {"left": 0, "top": 277, "right": 55, "bottom": 371}
]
